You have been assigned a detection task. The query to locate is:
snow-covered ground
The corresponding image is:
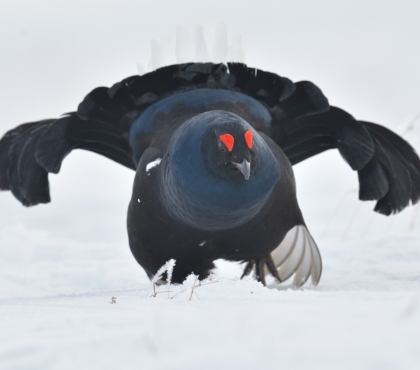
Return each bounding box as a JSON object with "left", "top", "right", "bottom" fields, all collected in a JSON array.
[
  {"left": 1, "top": 1, "right": 420, "bottom": 369},
  {"left": 1, "top": 231, "right": 420, "bottom": 370}
]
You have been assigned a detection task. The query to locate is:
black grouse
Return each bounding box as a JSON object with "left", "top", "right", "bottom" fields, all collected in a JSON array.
[{"left": 1, "top": 63, "right": 419, "bottom": 286}]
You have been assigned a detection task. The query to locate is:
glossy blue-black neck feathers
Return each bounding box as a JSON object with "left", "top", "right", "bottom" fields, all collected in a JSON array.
[
  {"left": 160, "top": 111, "right": 281, "bottom": 230},
  {"left": 129, "top": 88, "right": 272, "bottom": 165}
]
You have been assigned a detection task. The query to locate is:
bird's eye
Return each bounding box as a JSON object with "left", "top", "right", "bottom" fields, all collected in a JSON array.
[
  {"left": 218, "top": 140, "right": 226, "bottom": 152},
  {"left": 219, "top": 134, "right": 234, "bottom": 152}
]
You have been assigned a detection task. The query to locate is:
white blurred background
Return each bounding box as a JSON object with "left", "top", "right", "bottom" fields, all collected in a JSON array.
[{"left": 0, "top": 0, "right": 419, "bottom": 297}]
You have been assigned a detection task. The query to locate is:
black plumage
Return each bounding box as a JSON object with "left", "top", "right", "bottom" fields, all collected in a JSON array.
[{"left": 1, "top": 62, "right": 419, "bottom": 286}]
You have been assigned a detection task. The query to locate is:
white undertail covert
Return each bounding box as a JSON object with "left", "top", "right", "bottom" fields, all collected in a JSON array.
[{"left": 271, "top": 225, "right": 322, "bottom": 287}]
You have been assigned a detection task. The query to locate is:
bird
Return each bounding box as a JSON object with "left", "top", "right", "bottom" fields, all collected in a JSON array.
[{"left": 1, "top": 62, "right": 419, "bottom": 287}]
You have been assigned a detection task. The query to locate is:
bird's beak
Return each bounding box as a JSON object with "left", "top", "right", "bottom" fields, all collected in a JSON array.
[{"left": 232, "top": 159, "right": 251, "bottom": 180}]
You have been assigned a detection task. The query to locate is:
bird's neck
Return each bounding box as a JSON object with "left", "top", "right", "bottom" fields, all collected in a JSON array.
[{"left": 159, "top": 139, "right": 281, "bottom": 231}]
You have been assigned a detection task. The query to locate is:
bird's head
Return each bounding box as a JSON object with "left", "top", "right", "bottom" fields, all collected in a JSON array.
[
  {"left": 162, "top": 110, "right": 280, "bottom": 230},
  {"left": 168, "top": 110, "right": 278, "bottom": 186},
  {"left": 200, "top": 111, "right": 255, "bottom": 181}
]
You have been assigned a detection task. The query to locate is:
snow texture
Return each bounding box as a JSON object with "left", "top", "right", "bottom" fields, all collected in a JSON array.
[
  {"left": 1, "top": 235, "right": 420, "bottom": 370},
  {"left": 1, "top": 1, "right": 420, "bottom": 369}
]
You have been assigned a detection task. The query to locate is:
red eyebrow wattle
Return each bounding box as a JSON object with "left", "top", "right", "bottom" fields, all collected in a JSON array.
[
  {"left": 244, "top": 130, "right": 253, "bottom": 149},
  {"left": 219, "top": 134, "right": 234, "bottom": 152}
]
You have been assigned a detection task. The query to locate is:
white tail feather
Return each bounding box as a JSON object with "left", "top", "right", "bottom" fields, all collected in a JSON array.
[
  {"left": 271, "top": 225, "right": 298, "bottom": 266},
  {"left": 145, "top": 25, "right": 245, "bottom": 74},
  {"left": 293, "top": 230, "right": 313, "bottom": 287},
  {"left": 194, "top": 25, "right": 211, "bottom": 62},
  {"left": 271, "top": 225, "right": 322, "bottom": 286},
  {"left": 137, "top": 63, "right": 146, "bottom": 76},
  {"left": 176, "top": 27, "right": 194, "bottom": 63},
  {"left": 277, "top": 226, "right": 305, "bottom": 281},
  {"left": 229, "top": 34, "right": 244, "bottom": 63},
  {"left": 308, "top": 232, "right": 322, "bottom": 285},
  {"left": 150, "top": 39, "right": 166, "bottom": 71},
  {"left": 212, "top": 24, "right": 228, "bottom": 63}
]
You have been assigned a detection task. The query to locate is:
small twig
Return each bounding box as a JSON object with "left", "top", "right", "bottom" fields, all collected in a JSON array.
[
  {"left": 166, "top": 259, "right": 176, "bottom": 298},
  {"left": 196, "top": 281, "right": 218, "bottom": 287},
  {"left": 149, "top": 259, "right": 177, "bottom": 298},
  {"left": 170, "top": 288, "right": 188, "bottom": 299},
  {"left": 149, "top": 290, "right": 173, "bottom": 298},
  {"left": 188, "top": 277, "right": 219, "bottom": 301},
  {"left": 189, "top": 276, "right": 199, "bottom": 301},
  {"left": 151, "top": 259, "right": 176, "bottom": 285},
  {"left": 170, "top": 281, "right": 218, "bottom": 299}
]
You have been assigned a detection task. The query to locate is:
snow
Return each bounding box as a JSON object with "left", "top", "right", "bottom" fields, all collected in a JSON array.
[
  {"left": 1, "top": 235, "right": 420, "bottom": 370},
  {"left": 1, "top": 217, "right": 419, "bottom": 369},
  {"left": 1, "top": 1, "right": 420, "bottom": 369}
]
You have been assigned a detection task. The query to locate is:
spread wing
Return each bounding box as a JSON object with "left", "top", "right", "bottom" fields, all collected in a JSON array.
[{"left": 1, "top": 62, "right": 419, "bottom": 214}]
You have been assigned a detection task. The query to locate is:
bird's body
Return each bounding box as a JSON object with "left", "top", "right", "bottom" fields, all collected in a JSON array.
[
  {"left": 1, "top": 63, "right": 419, "bottom": 286},
  {"left": 127, "top": 102, "right": 302, "bottom": 282}
]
